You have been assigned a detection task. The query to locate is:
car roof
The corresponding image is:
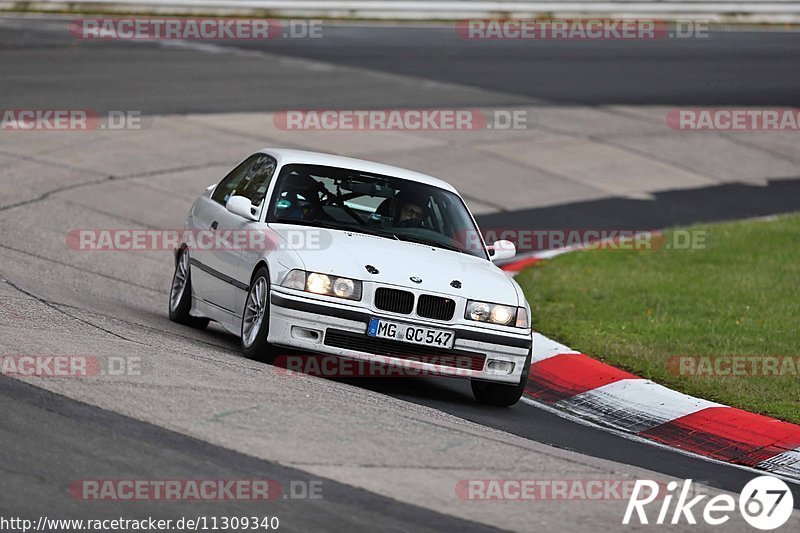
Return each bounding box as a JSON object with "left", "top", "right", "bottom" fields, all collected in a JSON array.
[{"left": 258, "top": 148, "right": 458, "bottom": 194}]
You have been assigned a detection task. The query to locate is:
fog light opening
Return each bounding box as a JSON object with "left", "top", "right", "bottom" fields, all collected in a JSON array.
[
  {"left": 291, "top": 326, "right": 322, "bottom": 343},
  {"left": 486, "top": 360, "right": 515, "bottom": 374}
]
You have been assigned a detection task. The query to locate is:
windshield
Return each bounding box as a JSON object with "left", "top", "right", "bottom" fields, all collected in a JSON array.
[{"left": 266, "top": 164, "right": 487, "bottom": 259}]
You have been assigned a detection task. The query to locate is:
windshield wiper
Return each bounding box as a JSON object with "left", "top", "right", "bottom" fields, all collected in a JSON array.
[
  {"left": 271, "top": 218, "right": 463, "bottom": 252},
  {"left": 271, "top": 217, "right": 317, "bottom": 227},
  {"left": 392, "top": 234, "right": 462, "bottom": 253},
  {"left": 272, "top": 217, "right": 397, "bottom": 239},
  {"left": 271, "top": 217, "right": 352, "bottom": 231}
]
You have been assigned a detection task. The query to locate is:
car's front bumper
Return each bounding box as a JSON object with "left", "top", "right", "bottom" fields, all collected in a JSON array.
[{"left": 267, "top": 288, "right": 532, "bottom": 384}]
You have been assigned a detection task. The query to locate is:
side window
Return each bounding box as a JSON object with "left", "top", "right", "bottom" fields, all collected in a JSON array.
[
  {"left": 211, "top": 154, "right": 277, "bottom": 206},
  {"left": 238, "top": 155, "right": 277, "bottom": 206},
  {"left": 211, "top": 155, "right": 258, "bottom": 206}
]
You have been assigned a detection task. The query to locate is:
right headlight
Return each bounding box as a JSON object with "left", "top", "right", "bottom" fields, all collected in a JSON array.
[
  {"left": 280, "top": 270, "right": 362, "bottom": 301},
  {"left": 465, "top": 300, "right": 527, "bottom": 328}
]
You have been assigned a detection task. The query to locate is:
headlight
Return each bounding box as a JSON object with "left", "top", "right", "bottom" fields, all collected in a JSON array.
[
  {"left": 466, "top": 301, "right": 491, "bottom": 322},
  {"left": 306, "top": 272, "right": 331, "bottom": 294},
  {"left": 332, "top": 277, "right": 355, "bottom": 298},
  {"left": 281, "top": 270, "right": 362, "bottom": 301},
  {"left": 490, "top": 305, "right": 514, "bottom": 325},
  {"left": 466, "top": 300, "right": 526, "bottom": 327}
]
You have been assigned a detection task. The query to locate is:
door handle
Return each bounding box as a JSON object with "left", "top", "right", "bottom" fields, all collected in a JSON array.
[{"left": 210, "top": 221, "right": 219, "bottom": 230}]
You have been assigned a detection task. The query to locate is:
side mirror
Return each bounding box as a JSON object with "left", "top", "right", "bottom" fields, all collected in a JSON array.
[
  {"left": 488, "top": 240, "right": 516, "bottom": 262},
  {"left": 226, "top": 195, "right": 259, "bottom": 221}
]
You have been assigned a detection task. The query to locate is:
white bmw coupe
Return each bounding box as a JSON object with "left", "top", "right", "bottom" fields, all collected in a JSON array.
[{"left": 170, "top": 149, "right": 533, "bottom": 405}]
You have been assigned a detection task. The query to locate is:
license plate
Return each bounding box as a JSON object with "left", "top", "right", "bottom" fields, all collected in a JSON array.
[{"left": 367, "top": 318, "right": 455, "bottom": 349}]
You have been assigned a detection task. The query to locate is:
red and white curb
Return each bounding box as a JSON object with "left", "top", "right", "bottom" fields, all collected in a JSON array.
[{"left": 499, "top": 244, "right": 800, "bottom": 482}]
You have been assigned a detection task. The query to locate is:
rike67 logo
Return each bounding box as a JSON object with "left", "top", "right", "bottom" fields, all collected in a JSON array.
[{"left": 623, "top": 476, "right": 794, "bottom": 530}]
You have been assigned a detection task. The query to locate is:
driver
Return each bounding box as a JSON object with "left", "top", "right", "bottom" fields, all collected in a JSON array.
[
  {"left": 392, "top": 189, "right": 428, "bottom": 228},
  {"left": 275, "top": 172, "right": 325, "bottom": 220}
]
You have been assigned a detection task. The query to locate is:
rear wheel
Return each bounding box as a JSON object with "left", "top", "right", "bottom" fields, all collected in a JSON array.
[
  {"left": 168, "top": 248, "right": 209, "bottom": 329},
  {"left": 471, "top": 350, "right": 531, "bottom": 406},
  {"left": 241, "top": 267, "right": 279, "bottom": 362}
]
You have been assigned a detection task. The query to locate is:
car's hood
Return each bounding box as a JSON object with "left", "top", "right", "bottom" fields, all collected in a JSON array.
[{"left": 270, "top": 224, "right": 520, "bottom": 305}]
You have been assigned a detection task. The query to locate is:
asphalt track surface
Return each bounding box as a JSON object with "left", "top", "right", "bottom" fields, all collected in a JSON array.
[
  {"left": 0, "top": 376, "right": 495, "bottom": 532},
  {"left": 1, "top": 15, "right": 800, "bottom": 528},
  {"left": 479, "top": 176, "right": 800, "bottom": 231},
  {"left": 2, "top": 19, "right": 800, "bottom": 113}
]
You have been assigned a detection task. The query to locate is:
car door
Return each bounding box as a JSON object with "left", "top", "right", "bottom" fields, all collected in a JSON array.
[
  {"left": 189, "top": 154, "right": 275, "bottom": 326},
  {"left": 225, "top": 155, "right": 278, "bottom": 321}
]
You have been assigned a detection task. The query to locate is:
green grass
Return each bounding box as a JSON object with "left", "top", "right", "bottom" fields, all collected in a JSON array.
[{"left": 517, "top": 214, "right": 800, "bottom": 424}]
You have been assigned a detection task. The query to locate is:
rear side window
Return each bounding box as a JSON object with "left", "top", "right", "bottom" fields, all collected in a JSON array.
[{"left": 211, "top": 154, "right": 277, "bottom": 206}]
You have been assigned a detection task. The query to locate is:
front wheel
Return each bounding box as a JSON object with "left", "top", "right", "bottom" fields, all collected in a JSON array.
[
  {"left": 241, "top": 267, "right": 279, "bottom": 362},
  {"left": 168, "top": 248, "right": 209, "bottom": 329},
  {"left": 471, "top": 350, "right": 531, "bottom": 406}
]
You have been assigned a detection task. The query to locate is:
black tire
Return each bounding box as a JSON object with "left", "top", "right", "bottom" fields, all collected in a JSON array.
[
  {"left": 168, "top": 248, "right": 210, "bottom": 329},
  {"left": 471, "top": 349, "right": 531, "bottom": 406},
  {"left": 241, "top": 266, "right": 279, "bottom": 362}
]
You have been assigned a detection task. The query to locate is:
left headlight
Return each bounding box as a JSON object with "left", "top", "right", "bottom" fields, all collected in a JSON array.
[
  {"left": 280, "top": 270, "right": 362, "bottom": 301},
  {"left": 465, "top": 300, "right": 527, "bottom": 328}
]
